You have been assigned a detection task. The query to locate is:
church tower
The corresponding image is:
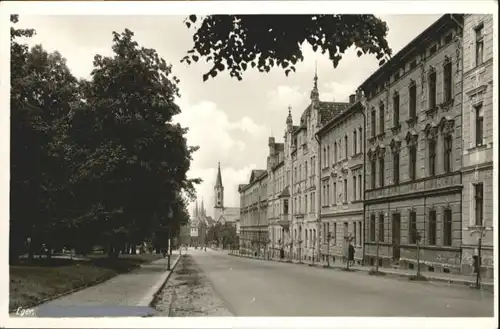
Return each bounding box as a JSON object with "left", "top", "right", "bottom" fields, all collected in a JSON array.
[{"left": 213, "top": 162, "right": 224, "bottom": 220}]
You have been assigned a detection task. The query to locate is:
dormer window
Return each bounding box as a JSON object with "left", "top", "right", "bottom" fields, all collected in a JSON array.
[
  {"left": 410, "top": 60, "right": 417, "bottom": 70},
  {"left": 429, "top": 44, "right": 437, "bottom": 56}
]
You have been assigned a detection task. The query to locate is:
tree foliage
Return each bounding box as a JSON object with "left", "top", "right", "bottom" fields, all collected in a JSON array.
[
  {"left": 10, "top": 16, "right": 200, "bottom": 261},
  {"left": 182, "top": 15, "right": 392, "bottom": 81}
]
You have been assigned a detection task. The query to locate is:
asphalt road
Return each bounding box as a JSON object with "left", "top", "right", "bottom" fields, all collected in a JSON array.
[{"left": 190, "top": 249, "right": 494, "bottom": 317}]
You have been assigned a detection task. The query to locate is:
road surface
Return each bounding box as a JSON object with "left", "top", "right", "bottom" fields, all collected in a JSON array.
[{"left": 188, "top": 249, "right": 493, "bottom": 317}]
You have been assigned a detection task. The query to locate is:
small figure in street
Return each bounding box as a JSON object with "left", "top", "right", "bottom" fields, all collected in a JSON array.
[{"left": 348, "top": 243, "right": 355, "bottom": 267}]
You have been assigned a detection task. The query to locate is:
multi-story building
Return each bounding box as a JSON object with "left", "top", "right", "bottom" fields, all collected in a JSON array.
[
  {"left": 267, "top": 137, "right": 290, "bottom": 259},
  {"left": 460, "top": 14, "right": 494, "bottom": 278},
  {"left": 317, "top": 94, "right": 365, "bottom": 265},
  {"left": 359, "top": 14, "right": 465, "bottom": 273},
  {"left": 238, "top": 169, "right": 268, "bottom": 256},
  {"left": 289, "top": 73, "right": 350, "bottom": 262}
]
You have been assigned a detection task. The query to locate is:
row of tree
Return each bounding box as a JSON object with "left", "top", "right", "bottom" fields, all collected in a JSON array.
[{"left": 10, "top": 15, "right": 200, "bottom": 261}]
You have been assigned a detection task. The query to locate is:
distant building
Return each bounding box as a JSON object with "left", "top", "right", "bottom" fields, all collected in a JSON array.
[
  {"left": 238, "top": 169, "right": 268, "bottom": 256},
  {"left": 188, "top": 199, "right": 210, "bottom": 247},
  {"left": 317, "top": 93, "right": 365, "bottom": 265},
  {"left": 460, "top": 14, "right": 494, "bottom": 278},
  {"left": 359, "top": 14, "right": 464, "bottom": 273}
]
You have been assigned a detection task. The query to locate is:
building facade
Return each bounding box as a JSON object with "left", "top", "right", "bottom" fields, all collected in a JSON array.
[
  {"left": 189, "top": 199, "right": 209, "bottom": 247},
  {"left": 289, "top": 74, "right": 350, "bottom": 262},
  {"left": 460, "top": 14, "right": 494, "bottom": 278},
  {"left": 317, "top": 94, "right": 365, "bottom": 265},
  {"left": 360, "top": 14, "right": 465, "bottom": 273},
  {"left": 267, "top": 137, "right": 290, "bottom": 259},
  {"left": 238, "top": 169, "right": 269, "bottom": 256}
]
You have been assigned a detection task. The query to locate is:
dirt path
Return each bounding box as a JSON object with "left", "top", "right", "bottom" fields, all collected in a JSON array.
[{"left": 153, "top": 254, "right": 232, "bottom": 316}]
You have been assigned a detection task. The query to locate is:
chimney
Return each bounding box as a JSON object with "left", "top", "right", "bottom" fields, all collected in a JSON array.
[{"left": 349, "top": 94, "right": 356, "bottom": 104}]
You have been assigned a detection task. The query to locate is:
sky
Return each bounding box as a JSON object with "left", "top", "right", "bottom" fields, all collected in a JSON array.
[{"left": 16, "top": 14, "right": 442, "bottom": 218}]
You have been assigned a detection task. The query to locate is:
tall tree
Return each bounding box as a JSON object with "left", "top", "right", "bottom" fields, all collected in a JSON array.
[
  {"left": 69, "top": 29, "right": 200, "bottom": 257},
  {"left": 182, "top": 15, "right": 392, "bottom": 81},
  {"left": 10, "top": 15, "right": 81, "bottom": 260}
]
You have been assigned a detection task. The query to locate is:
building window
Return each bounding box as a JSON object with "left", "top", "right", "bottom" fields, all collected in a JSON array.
[
  {"left": 409, "top": 145, "right": 417, "bottom": 181},
  {"left": 312, "top": 192, "right": 315, "bottom": 213},
  {"left": 393, "top": 152, "right": 400, "bottom": 185},
  {"left": 410, "top": 60, "right": 417, "bottom": 70},
  {"left": 357, "top": 221, "right": 362, "bottom": 245},
  {"left": 284, "top": 199, "right": 289, "bottom": 215},
  {"left": 359, "top": 128, "right": 363, "bottom": 151},
  {"left": 409, "top": 211, "right": 417, "bottom": 244},
  {"left": 353, "top": 222, "right": 357, "bottom": 245},
  {"left": 476, "top": 24, "right": 484, "bottom": 66},
  {"left": 378, "top": 214, "right": 384, "bottom": 242},
  {"left": 393, "top": 93, "right": 400, "bottom": 127},
  {"left": 358, "top": 174, "right": 362, "bottom": 200},
  {"left": 371, "top": 108, "right": 376, "bottom": 137},
  {"left": 353, "top": 130, "right": 357, "bottom": 154},
  {"left": 334, "top": 142, "right": 337, "bottom": 162},
  {"left": 326, "top": 184, "right": 330, "bottom": 207},
  {"left": 428, "top": 70, "right": 437, "bottom": 109},
  {"left": 429, "top": 44, "right": 437, "bottom": 56},
  {"left": 371, "top": 159, "right": 376, "bottom": 189},
  {"left": 475, "top": 183, "right": 484, "bottom": 226},
  {"left": 333, "top": 182, "right": 336, "bottom": 204},
  {"left": 444, "top": 135, "right": 452, "bottom": 173},
  {"left": 475, "top": 104, "right": 484, "bottom": 146},
  {"left": 343, "top": 178, "right": 348, "bottom": 203},
  {"left": 429, "top": 139, "right": 436, "bottom": 176},
  {"left": 428, "top": 210, "right": 436, "bottom": 245},
  {"left": 305, "top": 195, "right": 308, "bottom": 213},
  {"left": 353, "top": 176, "right": 357, "bottom": 201},
  {"left": 443, "top": 60, "right": 453, "bottom": 102},
  {"left": 333, "top": 223, "right": 337, "bottom": 243},
  {"left": 379, "top": 102, "right": 385, "bottom": 134},
  {"left": 379, "top": 157, "right": 384, "bottom": 188},
  {"left": 345, "top": 135, "right": 348, "bottom": 158},
  {"left": 370, "top": 214, "right": 376, "bottom": 242},
  {"left": 444, "top": 33, "right": 453, "bottom": 44},
  {"left": 326, "top": 146, "right": 330, "bottom": 166},
  {"left": 409, "top": 83, "right": 417, "bottom": 119},
  {"left": 443, "top": 209, "right": 452, "bottom": 246}
]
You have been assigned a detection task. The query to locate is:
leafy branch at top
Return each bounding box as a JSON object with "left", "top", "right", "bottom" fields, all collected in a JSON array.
[{"left": 182, "top": 15, "right": 392, "bottom": 81}]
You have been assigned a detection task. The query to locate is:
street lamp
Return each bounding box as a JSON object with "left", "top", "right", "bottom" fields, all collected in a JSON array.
[{"left": 415, "top": 231, "right": 422, "bottom": 277}]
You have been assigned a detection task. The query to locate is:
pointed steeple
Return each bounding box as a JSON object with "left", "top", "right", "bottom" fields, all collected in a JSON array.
[
  {"left": 310, "top": 61, "right": 319, "bottom": 102},
  {"left": 215, "top": 162, "right": 223, "bottom": 187},
  {"left": 286, "top": 105, "right": 293, "bottom": 129},
  {"left": 201, "top": 198, "right": 205, "bottom": 216},
  {"left": 195, "top": 199, "right": 198, "bottom": 218}
]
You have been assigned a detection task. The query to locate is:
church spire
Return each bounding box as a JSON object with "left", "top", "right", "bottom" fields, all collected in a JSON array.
[
  {"left": 201, "top": 198, "right": 205, "bottom": 216},
  {"left": 215, "top": 162, "right": 223, "bottom": 187}
]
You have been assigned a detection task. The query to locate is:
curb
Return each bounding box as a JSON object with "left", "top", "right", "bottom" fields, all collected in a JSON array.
[
  {"left": 228, "top": 252, "right": 493, "bottom": 289},
  {"left": 142, "top": 255, "right": 181, "bottom": 308}
]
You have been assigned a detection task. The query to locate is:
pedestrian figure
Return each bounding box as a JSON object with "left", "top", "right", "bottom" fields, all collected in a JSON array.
[{"left": 348, "top": 243, "right": 355, "bottom": 267}]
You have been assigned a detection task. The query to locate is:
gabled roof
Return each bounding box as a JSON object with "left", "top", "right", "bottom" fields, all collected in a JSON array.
[
  {"left": 215, "top": 207, "right": 240, "bottom": 224},
  {"left": 249, "top": 169, "right": 267, "bottom": 184}
]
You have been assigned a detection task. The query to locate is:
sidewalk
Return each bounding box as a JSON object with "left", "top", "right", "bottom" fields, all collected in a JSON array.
[
  {"left": 29, "top": 255, "right": 180, "bottom": 311},
  {"left": 229, "top": 251, "right": 494, "bottom": 289}
]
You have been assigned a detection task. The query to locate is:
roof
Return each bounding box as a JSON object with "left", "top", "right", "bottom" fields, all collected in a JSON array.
[
  {"left": 359, "top": 14, "right": 462, "bottom": 92},
  {"left": 318, "top": 101, "right": 350, "bottom": 124},
  {"left": 216, "top": 207, "right": 240, "bottom": 224},
  {"left": 317, "top": 101, "right": 363, "bottom": 136},
  {"left": 249, "top": 169, "right": 267, "bottom": 184}
]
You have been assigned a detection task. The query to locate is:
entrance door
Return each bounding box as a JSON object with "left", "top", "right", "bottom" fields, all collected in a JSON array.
[{"left": 391, "top": 213, "right": 401, "bottom": 263}]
